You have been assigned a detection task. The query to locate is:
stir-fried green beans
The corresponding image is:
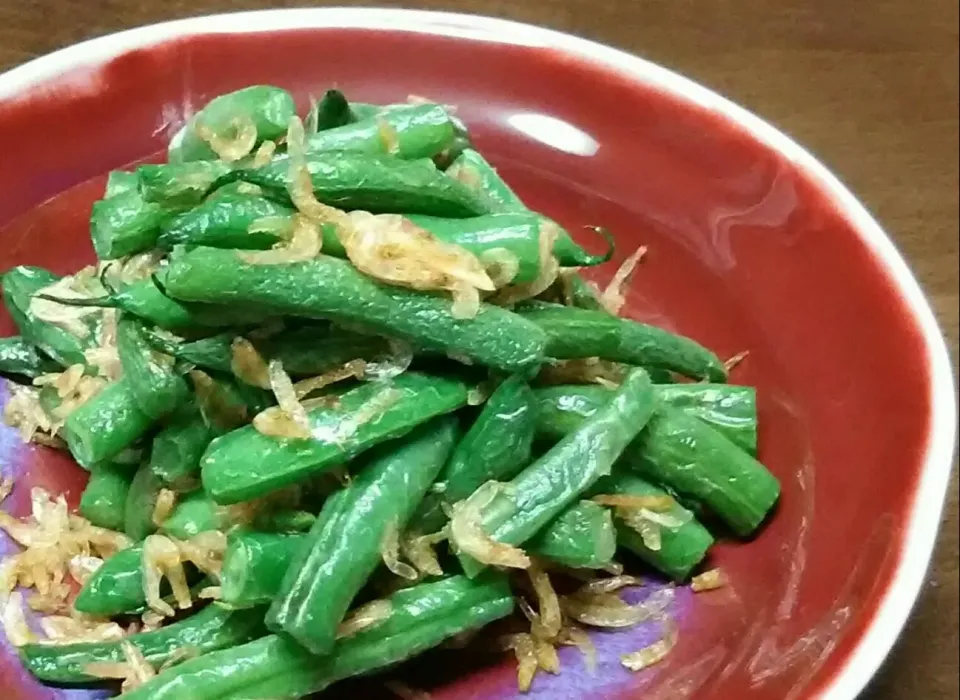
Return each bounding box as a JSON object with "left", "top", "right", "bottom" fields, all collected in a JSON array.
[{"left": 1, "top": 84, "right": 782, "bottom": 698}]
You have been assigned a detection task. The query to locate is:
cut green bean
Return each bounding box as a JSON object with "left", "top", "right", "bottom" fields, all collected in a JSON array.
[
  {"left": 592, "top": 472, "right": 714, "bottom": 580},
  {"left": 122, "top": 574, "right": 513, "bottom": 700},
  {"left": 410, "top": 375, "right": 537, "bottom": 535},
  {"left": 19, "top": 603, "right": 267, "bottom": 684},
  {"left": 90, "top": 189, "right": 169, "bottom": 259},
  {"left": 408, "top": 212, "right": 611, "bottom": 283},
  {"left": 137, "top": 161, "right": 233, "bottom": 209},
  {"left": 533, "top": 385, "right": 777, "bottom": 536},
  {"left": 125, "top": 463, "right": 163, "bottom": 541},
  {"left": 446, "top": 148, "right": 527, "bottom": 213},
  {"left": 534, "top": 383, "right": 757, "bottom": 454},
  {"left": 104, "top": 170, "right": 140, "bottom": 198},
  {"left": 459, "top": 367, "right": 656, "bottom": 576},
  {"left": 626, "top": 406, "right": 779, "bottom": 536},
  {"left": 202, "top": 371, "right": 466, "bottom": 504},
  {"left": 73, "top": 544, "right": 145, "bottom": 616},
  {"left": 2, "top": 266, "right": 94, "bottom": 367},
  {"left": 268, "top": 416, "right": 458, "bottom": 654},
  {"left": 0, "top": 336, "right": 58, "bottom": 379},
  {"left": 221, "top": 152, "right": 491, "bottom": 217},
  {"left": 519, "top": 302, "right": 727, "bottom": 382},
  {"left": 63, "top": 379, "right": 154, "bottom": 468},
  {"left": 157, "top": 193, "right": 299, "bottom": 251},
  {"left": 79, "top": 461, "right": 135, "bottom": 531},
  {"left": 221, "top": 531, "right": 308, "bottom": 608},
  {"left": 117, "top": 315, "right": 190, "bottom": 420},
  {"left": 169, "top": 85, "right": 296, "bottom": 163},
  {"left": 527, "top": 500, "right": 617, "bottom": 569},
  {"left": 305, "top": 103, "right": 458, "bottom": 160},
  {"left": 150, "top": 407, "right": 216, "bottom": 491},
  {"left": 158, "top": 246, "right": 546, "bottom": 375}
]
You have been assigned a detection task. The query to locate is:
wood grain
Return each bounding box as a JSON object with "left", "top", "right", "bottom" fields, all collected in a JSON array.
[{"left": 0, "top": 1, "right": 956, "bottom": 697}]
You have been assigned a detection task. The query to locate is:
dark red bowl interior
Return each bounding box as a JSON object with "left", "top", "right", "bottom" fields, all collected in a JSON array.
[{"left": 0, "top": 21, "right": 932, "bottom": 700}]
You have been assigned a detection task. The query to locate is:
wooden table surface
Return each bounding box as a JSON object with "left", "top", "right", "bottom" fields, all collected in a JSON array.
[{"left": 0, "top": 1, "right": 956, "bottom": 697}]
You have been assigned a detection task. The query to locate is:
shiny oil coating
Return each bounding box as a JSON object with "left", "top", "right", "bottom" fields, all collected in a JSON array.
[
  {"left": 534, "top": 383, "right": 758, "bottom": 454},
  {"left": 73, "top": 543, "right": 146, "bottom": 616},
  {"left": 526, "top": 499, "right": 617, "bottom": 569},
  {"left": 158, "top": 193, "right": 294, "bottom": 251},
  {"left": 411, "top": 374, "right": 537, "bottom": 535},
  {"left": 90, "top": 188, "right": 167, "bottom": 259},
  {"left": 267, "top": 416, "right": 458, "bottom": 654},
  {"left": 220, "top": 531, "right": 308, "bottom": 607},
  {"left": 18, "top": 604, "right": 267, "bottom": 684},
  {"left": 158, "top": 246, "right": 547, "bottom": 374},
  {"left": 117, "top": 314, "right": 190, "bottom": 420},
  {"left": 78, "top": 461, "right": 134, "bottom": 531},
  {"left": 627, "top": 406, "right": 780, "bottom": 536},
  {"left": 111, "top": 278, "right": 268, "bottom": 332},
  {"left": 201, "top": 372, "right": 467, "bottom": 504},
  {"left": 306, "top": 103, "right": 458, "bottom": 160},
  {"left": 170, "top": 85, "right": 296, "bottom": 164},
  {"left": 63, "top": 378, "right": 154, "bottom": 468},
  {"left": 138, "top": 160, "right": 233, "bottom": 209},
  {"left": 2, "top": 265, "right": 91, "bottom": 366},
  {"left": 0, "top": 335, "right": 57, "bottom": 377},
  {"left": 226, "top": 151, "right": 491, "bottom": 217},
  {"left": 592, "top": 472, "right": 715, "bottom": 580},
  {"left": 520, "top": 302, "right": 727, "bottom": 382},
  {"left": 121, "top": 574, "right": 513, "bottom": 700},
  {"left": 461, "top": 367, "right": 656, "bottom": 576},
  {"left": 149, "top": 407, "right": 215, "bottom": 491}
]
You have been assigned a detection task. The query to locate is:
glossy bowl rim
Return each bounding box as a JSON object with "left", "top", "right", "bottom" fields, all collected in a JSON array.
[{"left": 0, "top": 8, "right": 955, "bottom": 699}]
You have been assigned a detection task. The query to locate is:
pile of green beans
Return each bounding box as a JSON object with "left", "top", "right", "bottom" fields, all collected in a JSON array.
[{"left": 0, "top": 84, "right": 781, "bottom": 697}]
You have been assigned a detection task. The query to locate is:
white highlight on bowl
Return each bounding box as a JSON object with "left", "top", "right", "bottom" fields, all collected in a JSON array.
[{"left": 507, "top": 112, "right": 600, "bottom": 156}]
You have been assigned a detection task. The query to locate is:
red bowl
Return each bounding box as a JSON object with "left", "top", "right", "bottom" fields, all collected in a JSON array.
[{"left": 0, "top": 9, "right": 955, "bottom": 700}]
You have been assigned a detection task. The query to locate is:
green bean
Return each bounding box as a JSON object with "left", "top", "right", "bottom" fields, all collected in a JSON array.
[
  {"left": 201, "top": 371, "right": 465, "bottom": 504},
  {"left": 410, "top": 375, "right": 537, "bottom": 535},
  {"left": 407, "top": 212, "right": 611, "bottom": 283},
  {"left": 122, "top": 574, "right": 513, "bottom": 700},
  {"left": 532, "top": 385, "right": 777, "bottom": 535},
  {"left": 137, "top": 160, "right": 233, "bottom": 209},
  {"left": 19, "top": 603, "right": 267, "bottom": 684},
  {"left": 79, "top": 461, "right": 135, "bottom": 531},
  {"left": 157, "top": 193, "right": 297, "bottom": 251},
  {"left": 592, "top": 472, "right": 714, "bottom": 580},
  {"left": 73, "top": 543, "right": 145, "bottom": 616},
  {"left": 158, "top": 246, "right": 546, "bottom": 375},
  {"left": 221, "top": 531, "right": 307, "bottom": 608},
  {"left": 145, "top": 325, "right": 390, "bottom": 379},
  {"left": 519, "top": 302, "right": 727, "bottom": 382},
  {"left": 150, "top": 407, "right": 216, "bottom": 491},
  {"left": 550, "top": 270, "right": 607, "bottom": 312},
  {"left": 268, "top": 416, "right": 458, "bottom": 654},
  {"left": 221, "top": 151, "right": 491, "bottom": 217},
  {"left": 627, "top": 406, "right": 779, "bottom": 536},
  {"left": 104, "top": 170, "right": 140, "bottom": 198},
  {"left": 156, "top": 489, "right": 219, "bottom": 540},
  {"left": 459, "top": 367, "right": 656, "bottom": 576},
  {"left": 125, "top": 462, "right": 163, "bottom": 541},
  {"left": 534, "top": 383, "right": 757, "bottom": 454},
  {"left": 446, "top": 148, "right": 527, "bottom": 213},
  {"left": 305, "top": 103, "right": 458, "bottom": 160},
  {"left": 192, "top": 371, "right": 273, "bottom": 433},
  {"left": 0, "top": 336, "right": 57, "bottom": 379},
  {"left": 63, "top": 379, "right": 154, "bottom": 468},
  {"left": 307, "top": 89, "right": 352, "bottom": 132},
  {"left": 117, "top": 315, "right": 190, "bottom": 420},
  {"left": 2, "top": 266, "right": 93, "bottom": 367},
  {"left": 527, "top": 500, "right": 616, "bottom": 569},
  {"left": 169, "top": 85, "right": 296, "bottom": 163},
  {"left": 90, "top": 189, "right": 169, "bottom": 259}
]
